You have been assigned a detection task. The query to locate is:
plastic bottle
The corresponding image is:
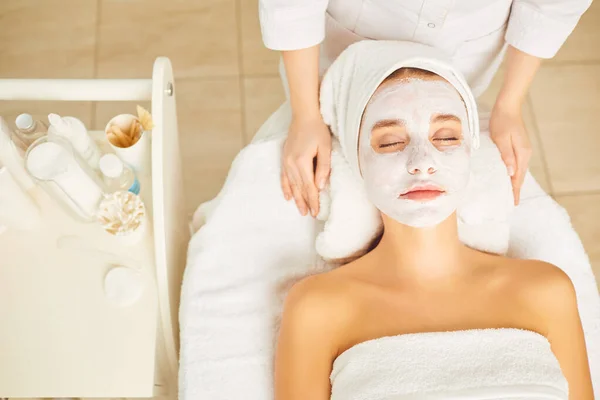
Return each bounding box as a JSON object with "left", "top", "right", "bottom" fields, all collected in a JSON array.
[
  {"left": 0, "top": 116, "right": 35, "bottom": 191},
  {"left": 99, "top": 153, "right": 140, "bottom": 195},
  {"left": 47, "top": 113, "right": 101, "bottom": 170},
  {"left": 14, "top": 113, "right": 48, "bottom": 148},
  {"left": 25, "top": 136, "right": 106, "bottom": 222}
]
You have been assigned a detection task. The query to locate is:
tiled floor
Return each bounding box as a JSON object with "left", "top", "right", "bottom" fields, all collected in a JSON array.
[{"left": 0, "top": 0, "right": 598, "bottom": 280}]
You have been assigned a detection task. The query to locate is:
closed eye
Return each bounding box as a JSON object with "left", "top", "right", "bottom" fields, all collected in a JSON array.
[
  {"left": 371, "top": 125, "right": 409, "bottom": 153},
  {"left": 378, "top": 141, "right": 404, "bottom": 149},
  {"left": 432, "top": 127, "right": 462, "bottom": 146}
]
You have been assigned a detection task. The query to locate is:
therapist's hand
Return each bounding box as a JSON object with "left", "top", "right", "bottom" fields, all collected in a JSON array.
[
  {"left": 490, "top": 105, "right": 532, "bottom": 206},
  {"left": 282, "top": 116, "right": 332, "bottom": 217}
]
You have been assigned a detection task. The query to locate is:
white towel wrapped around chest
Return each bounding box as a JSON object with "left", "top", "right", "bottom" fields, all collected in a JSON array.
[{"left": 330, "top": 329, "right": 568, "bottom": 400}]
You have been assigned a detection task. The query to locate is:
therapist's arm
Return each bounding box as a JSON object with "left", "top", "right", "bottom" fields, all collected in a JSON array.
[
  {"left": 281, "top": 46, "right": 332, "bottom": 218},
  {"left": 493, "top": 0, "right": 592, "bottom": 204},
  {"left": 490, "top": 46, "right": 540, "bottom": 205},
  {"left": 258, "top": 0, "right": 331, "bottom": 217}
]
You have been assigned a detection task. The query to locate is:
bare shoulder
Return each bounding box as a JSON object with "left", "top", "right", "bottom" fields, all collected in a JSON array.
[
  {"left": 281, "top": 270, "right": 359, "bottom": 336},
  {"left": 509, "top": 259, "right": 574, "bottom": 297},
  {"left": 500, "top": 258, "right": 578, "bottom": 332},
  {"left": 482, "top": 255, "right": 570, "bottom": 289}
]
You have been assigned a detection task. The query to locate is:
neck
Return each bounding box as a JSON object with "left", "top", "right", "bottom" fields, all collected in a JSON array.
[{"left": 372, "top": 213, "right": 468, "bottom": 284}]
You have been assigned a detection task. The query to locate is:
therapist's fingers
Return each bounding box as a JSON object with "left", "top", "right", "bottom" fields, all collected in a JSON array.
[
  {"left": 494, "top": 134, "right": 517, "bottom": 179},
  {"left": 290, "top": 181, "right": 308, "bottom": 216},
  {"left": 299, "top": 160, "right": 320, "bottom": 217},
  {"left": 286, "top": 163, "right": 309, "bottom": 216},
  {"left": 512, "top": 142, "right": 532, "bottom": 206},
  {"left": 314, "top": 144, "right": 332, "bottom": 191},
  {"left": 283, "top": 157, "right": 308, "bottom": 215},
  {"left": 280, "top": 170, "right": 292, "bottom": 201}
]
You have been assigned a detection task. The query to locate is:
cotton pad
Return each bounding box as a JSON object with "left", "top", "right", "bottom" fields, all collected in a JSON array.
[{"left": 104, "top": 266, "right": 144, "bottom": 307}]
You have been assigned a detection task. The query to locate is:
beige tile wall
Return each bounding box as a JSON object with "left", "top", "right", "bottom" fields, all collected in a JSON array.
[{"left": 0, "top": 0, "right": 598, "bottom": 280}]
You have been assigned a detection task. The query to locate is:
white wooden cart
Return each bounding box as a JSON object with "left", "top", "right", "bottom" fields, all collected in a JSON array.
[{"left": 0, "top": 57, "right": 188, "bottom": 398}]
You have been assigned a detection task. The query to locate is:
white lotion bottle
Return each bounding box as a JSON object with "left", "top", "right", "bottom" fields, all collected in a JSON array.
[{"left": 48, "top": 113, "right": 101, "bottom": 170}]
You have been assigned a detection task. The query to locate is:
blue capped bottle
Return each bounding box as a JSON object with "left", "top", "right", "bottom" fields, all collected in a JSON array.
[{"left": 99, "top": 153, "right": 140, "bottom": 195}]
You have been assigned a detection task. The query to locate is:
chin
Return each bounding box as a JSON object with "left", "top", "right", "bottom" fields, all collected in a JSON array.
[{"left": 387, "top": 201, "right": 458, "bottom": 228}]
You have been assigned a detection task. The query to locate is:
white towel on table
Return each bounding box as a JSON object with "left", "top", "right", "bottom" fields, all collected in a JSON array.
[
  {"left": 180, "top": 42, "right": 600, "bottom": 400},
  {"left": 181, "top": 133, "right": 323, "bottom": 400}
]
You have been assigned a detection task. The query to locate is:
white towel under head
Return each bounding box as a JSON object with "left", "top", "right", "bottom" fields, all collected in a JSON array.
[{"left": 315, "top": 130, "right": 514, "bottom": 263}]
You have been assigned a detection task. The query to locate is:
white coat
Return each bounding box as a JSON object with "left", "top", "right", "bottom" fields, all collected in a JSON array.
[{"left": 259, "top": 0, "right": 592, "bottom": 96}]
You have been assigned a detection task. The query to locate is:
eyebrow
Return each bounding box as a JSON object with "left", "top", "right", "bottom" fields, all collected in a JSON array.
[
  {"left": 432, "top": 114, "right": 461, "bottom": 123},
  {"left": 372, "top": 119, "right": 405, "bottom": 130}
]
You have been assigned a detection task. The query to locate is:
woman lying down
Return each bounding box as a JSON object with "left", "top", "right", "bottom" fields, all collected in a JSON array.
[{"left": 274, "top": 67, "right": 594, "bottom": 398}]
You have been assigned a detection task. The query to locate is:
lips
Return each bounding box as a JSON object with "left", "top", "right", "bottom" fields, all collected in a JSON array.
[{"left": 399, "top": 184, "right": 446, "bottom": 201}]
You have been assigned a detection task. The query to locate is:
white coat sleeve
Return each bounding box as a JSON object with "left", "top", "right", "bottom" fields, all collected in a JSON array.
[
  {"left": 259, "top": 0, "right": 329, "bottom": 51},
  {"left": 505, "top": 0, "right": 593, "bottom": 58}
]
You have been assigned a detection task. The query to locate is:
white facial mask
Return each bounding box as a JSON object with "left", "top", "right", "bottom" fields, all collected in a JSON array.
[{"left": 359, "top": 79, "right": 472, "bottom": 227}]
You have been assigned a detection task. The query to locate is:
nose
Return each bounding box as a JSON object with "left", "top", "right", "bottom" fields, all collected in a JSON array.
[{"left": 407, "top": 151, "right": 437, "bottom": 175}]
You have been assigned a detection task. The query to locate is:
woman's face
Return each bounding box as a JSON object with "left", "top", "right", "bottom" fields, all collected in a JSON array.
[{"left": 358, "top": 78, "right": 472, "bottom": 227}]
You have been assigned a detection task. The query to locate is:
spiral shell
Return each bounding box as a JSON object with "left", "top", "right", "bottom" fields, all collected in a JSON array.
[{"left": 97, "top": 191, "right": 146, "bottom": 236}]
